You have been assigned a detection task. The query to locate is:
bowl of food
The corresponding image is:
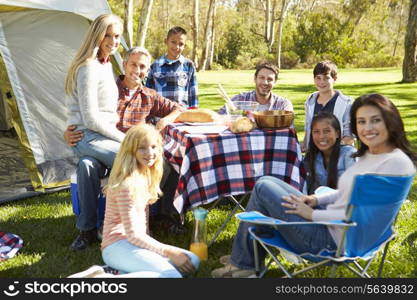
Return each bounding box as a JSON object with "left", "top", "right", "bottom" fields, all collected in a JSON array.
[
  {"left": 228, "top": 101, "right": 259, "bottom": 120},
  {"left": 253, "top": 110, "right": 294, "bottom": 129}
]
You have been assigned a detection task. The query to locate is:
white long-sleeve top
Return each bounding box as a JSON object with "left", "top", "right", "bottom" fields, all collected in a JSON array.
[
  {"left": 312, "top": 148, "right": 415, "bottom": 246},
  {"left": 66, "top": 59, "right": 125, "bottom": 142}
]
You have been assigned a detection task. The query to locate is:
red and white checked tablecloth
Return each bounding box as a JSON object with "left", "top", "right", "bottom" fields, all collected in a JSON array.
[{"left": 164, "top": 124, "right": 306, "bottom": 213}]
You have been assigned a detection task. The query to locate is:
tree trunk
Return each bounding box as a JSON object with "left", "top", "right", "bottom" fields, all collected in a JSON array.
[
  {"left": 268, "top": 0, "right": 278, "bottom": 52},
  {"left": 275, "top": 0, "right": 288, "bottom": 69},
  {"left": 123, "top": 0, "right": 134, "bottom": 48},
  {"left": 393, "top": 0, "right": 405, "bottom": 57},
  {"left": 136, "top": 0, "right": 154, "bottom": 47},
  {"left": 264, "top": 0, "right": 271, "bottom": 42},
  {"left": 402, "top": 0, "right": 417, "bottom": 82},
  {"left": 192, "top": 0, "right": 199, "bottom": 67},
  {"left": 198, "top": 0, "right": 216, "bottom": 71},
  {"left": 207, "top": 4, "right": 216, "bottom": 69}
]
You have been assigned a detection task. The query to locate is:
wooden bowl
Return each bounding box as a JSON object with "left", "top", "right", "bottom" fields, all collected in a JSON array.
[{"left": 253, "top": 110, "right": 294, "bottom": 129}]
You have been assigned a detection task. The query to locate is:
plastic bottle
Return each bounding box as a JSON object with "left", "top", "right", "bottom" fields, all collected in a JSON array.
[{"left": 190, "top": 208, "right": 208, "bottom": 261}]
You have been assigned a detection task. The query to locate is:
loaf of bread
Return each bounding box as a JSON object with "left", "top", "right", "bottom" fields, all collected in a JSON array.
[
  {"left": 175, "top": 108, "right": 221, "bottom": 123},
  {"left": 230, "top": 116, "right": 255, "bottom": 133}
]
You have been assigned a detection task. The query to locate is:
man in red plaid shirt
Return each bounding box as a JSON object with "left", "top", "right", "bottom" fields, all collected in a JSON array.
[{"left": 64, "top": 47, "right": 185, "bottom": 250}]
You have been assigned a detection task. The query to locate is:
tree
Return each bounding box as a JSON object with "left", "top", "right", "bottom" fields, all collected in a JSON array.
[
  {"left": 392, "top": 0, "right": 405, "bottom": 57},
  {"left": 198, "top": 0, "right": 216, "bottom": 71},
  {"left": 123, "top": 0, "right": 134, "bottom": 48},
  {"left": 402, "top": 0, "right": 417, "bottom": 82},
  {"left": 192, "top": 0, "right": 199, "bottom": 66},
  {"left": 207, "top": 3, "right": 217, "bottom": 69},
  {"left": 275, "top": 0, "right": 289, "bottom": 68},
  {"left": 136, "top": 0, "right": 154, "bottom": 47}
]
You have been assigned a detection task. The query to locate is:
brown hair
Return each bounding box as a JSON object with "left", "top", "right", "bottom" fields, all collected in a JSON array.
[
  {"left": 254, "top": 62, "right": 279, "bottom": 81},
  {"left": 304, "top": 112, "right": 342, "bottom": 193},
  {"left": 313, "top": 60, "right": 337, "bottom": 80},
  {"left": 350, "top": 93, "right": 417, "bottom": 162},
  {"left": 166, "top": 26, "right": 187, "bottom": 39}
]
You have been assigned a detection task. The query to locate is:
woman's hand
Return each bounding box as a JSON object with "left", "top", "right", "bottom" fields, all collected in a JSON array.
[
  {"left": 282, "top": 194, "right": 314, "bottom": 221},
  {"left": 299, "top": 195, "right": 318, "bottom": 208},
  {"left": 164, "top": 247, "right": 195, "bottom": 274}
]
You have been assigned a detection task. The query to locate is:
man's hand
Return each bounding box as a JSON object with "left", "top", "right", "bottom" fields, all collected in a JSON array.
[
  {"left": 63, "top": 125, "right": 83, "bottom": 147},
  {"left": 155, "top": 109, "right": 182, "bottom": 131},
  {"left": 155, "top": 118, "right": 169, "bottom": 131}
]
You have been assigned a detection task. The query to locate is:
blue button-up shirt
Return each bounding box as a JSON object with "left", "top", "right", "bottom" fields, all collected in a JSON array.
[
  {"left": 145, "top": 55, "right": 198, "bottom": 108},
  {"left": 305, "top": 145, "right": 357, "bottom": 193}
]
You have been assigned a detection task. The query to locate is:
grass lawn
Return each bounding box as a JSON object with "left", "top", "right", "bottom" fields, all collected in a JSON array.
[{"left": 1, "top": 67, "right": 416, "bottom": 278}]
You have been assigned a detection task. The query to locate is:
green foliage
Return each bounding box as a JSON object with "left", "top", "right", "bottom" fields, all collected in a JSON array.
[
  {"left": 217, "top": 19, "right": 271, "bottom": 69},
  {"left": 105, "top": 0, "right": 406, "bottom": 70},
  {"left": 293, "top": 12, "right": 342, "bottom": 63}
]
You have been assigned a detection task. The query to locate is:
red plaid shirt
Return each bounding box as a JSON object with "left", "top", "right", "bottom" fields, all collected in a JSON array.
[{"left": 116, "top": 76, "right": 183, "bottom": 132}]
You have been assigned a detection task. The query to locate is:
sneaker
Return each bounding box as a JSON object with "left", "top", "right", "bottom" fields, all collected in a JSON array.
[
  {"left": 211, "top": 263, "right": 240, "bottom": 278},
  {"left": 103, "top": 265, "right": 120, "bottom": 275},
  {"left": 231, "top": 269, "right": 256, "bottom": 278},
  {"left": 211, "top": 263, "right": 255, "bottom": 278},
  {"left": 68, "top": 265, "right": 105, "bottom": 278},
  {"left": 219, "top": 255, "right": 231, "bottom": 265},
  {"left": 70, "top": 229, "right": 98, "bottom": 251}
]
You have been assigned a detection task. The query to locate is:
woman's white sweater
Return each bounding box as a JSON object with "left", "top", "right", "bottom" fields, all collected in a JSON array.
[
  {"left": 312, "top": 148, "right": 415, "bottom": 245},
  {"left": 66, "top": 59, "right": 124, "bottom": 142}
]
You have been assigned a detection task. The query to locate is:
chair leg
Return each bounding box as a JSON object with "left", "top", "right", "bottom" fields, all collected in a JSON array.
[
  {"left": 330, "top": 264, "right": 338, "bottom": 277},
  {"left": 208, "top": 200, "right": 241, "bottom": 247},
  {"left": 377, "top": 242, "right": 391, "bottom": 278},
  {"left": 253, "top": 238, "right": 260, "bottom": 277},
  {"left": 345, "top": 263, "right": 368, "bottom": 278}
]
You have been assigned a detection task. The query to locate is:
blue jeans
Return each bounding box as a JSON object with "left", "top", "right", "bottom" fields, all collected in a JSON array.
[
  {"left": 73, "top": 129, "right": 120, "bottom": 168},
  {"left": 102, "top": 239, "right": 200, "bottom": 278},
  {"left": 75, "top": 156, "right": 108, "bottom": 231},
  {"left": 230, "top": 176, "right": 337, "bottom": 269}
]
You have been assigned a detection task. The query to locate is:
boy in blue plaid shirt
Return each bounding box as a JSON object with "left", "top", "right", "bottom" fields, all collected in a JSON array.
[{"left": 146, "top": 26, "right": 198, "bottom": 108}]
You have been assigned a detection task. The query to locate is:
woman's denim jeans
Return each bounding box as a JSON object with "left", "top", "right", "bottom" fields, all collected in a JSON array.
[
  {"left": 73, "top": 129, "right": 120, "bottom": 168},
  {"left": 230, "top": 176, "right": 337, "bottom": 269},
  {"left": 102, "top": 239, "right": 200, "bottom": 278}
]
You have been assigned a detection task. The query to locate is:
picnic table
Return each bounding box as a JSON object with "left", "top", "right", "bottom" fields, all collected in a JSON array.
[{"left": 163, "top": 123, "right": 306, "bottom": 214}]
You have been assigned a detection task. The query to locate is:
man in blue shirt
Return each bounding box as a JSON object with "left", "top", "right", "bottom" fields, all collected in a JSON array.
[{"left": 146, "top": 26, "right": 198, "bottom": 108}]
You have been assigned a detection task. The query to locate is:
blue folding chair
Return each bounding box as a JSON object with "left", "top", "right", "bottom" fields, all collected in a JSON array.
[{"left": 236, "top": 174, "right": 415, "bottom": 278}]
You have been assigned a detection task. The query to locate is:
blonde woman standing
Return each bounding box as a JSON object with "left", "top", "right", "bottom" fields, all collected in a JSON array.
[
  {"left": 101, "top": 124, "right": 200, "bottom": 277},
  {"left": 65, "top": 14, "right": 124, "bottom": 168}
]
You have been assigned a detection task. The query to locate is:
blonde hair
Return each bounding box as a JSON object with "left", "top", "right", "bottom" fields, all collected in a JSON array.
[
  {"left": 64, "top": 14, "right": 123, "bottom": 95},
  {"left": 105, "top": 124, "right": 163, "bottom": 204}
]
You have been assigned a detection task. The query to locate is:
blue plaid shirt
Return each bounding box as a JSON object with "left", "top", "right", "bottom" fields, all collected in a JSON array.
[{"left": 145, "top": 55, "right": 198, "bottom": 108}]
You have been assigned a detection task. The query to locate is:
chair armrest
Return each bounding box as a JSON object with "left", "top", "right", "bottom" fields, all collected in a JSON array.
[{"left": 236, "top": 211, "right": 357, "bottom": 228}]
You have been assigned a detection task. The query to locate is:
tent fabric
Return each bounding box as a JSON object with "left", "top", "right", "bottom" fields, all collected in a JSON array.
[
  {"left": 0, "top": 0, "right": 110, "bottom": 20},
  {"left": 0, "top": 0, "right": 116, "bottom": 194}
]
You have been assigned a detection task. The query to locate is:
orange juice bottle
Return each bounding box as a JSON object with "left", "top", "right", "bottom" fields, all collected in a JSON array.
[
  {"left": 190, "top": 208, "right": 208, "bottom": 261},
  {"left": 190, "top": 242, "right": 208, "bottom": 261}
]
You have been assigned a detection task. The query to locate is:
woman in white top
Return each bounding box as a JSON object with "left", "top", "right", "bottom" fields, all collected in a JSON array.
[
  {"left": 65, "top": 14, "right": 124, "bottom": 168},
  {"left": 211, "top": 93, "right": 416, "bottom": 278}
]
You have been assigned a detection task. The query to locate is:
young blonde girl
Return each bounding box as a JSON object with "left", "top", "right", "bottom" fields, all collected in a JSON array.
[{"left": 101, "top": 124, "right": 199, "bottom": 277}]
